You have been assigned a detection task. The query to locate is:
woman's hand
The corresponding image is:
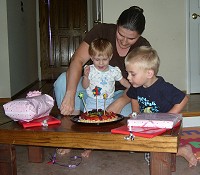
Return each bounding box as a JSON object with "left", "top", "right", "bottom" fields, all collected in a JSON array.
[{"left": 60, "top": 91, "right": 75, "bottom": 115}]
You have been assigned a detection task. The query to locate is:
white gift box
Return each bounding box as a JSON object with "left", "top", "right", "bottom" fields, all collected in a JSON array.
[{"left": 127, "top": 113, "right": 182, "bottom": 129}]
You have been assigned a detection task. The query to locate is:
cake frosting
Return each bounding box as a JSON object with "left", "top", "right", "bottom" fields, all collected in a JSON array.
[{"left": 78, "top": 109, "right": 118, "bottom": 123}]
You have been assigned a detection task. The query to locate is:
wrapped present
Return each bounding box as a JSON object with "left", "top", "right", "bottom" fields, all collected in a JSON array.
[
  {"left": 111, "top": 125, "right": 167, "bottom": 138},
  {"left": 19, "top": 115, "right": 61, "bottom": 128},
  {"left": 127, "top": 113, "right": 182, "bottom": 129},
  {"left": 3, "top": 91, "right": 54, "bottom": 122}
]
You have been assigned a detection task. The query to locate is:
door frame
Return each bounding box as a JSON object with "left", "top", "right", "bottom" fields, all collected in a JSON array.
[
  {"left": 36, "top": 0, "right": 98, "bottom": 80},
  {"left": 186, "top": 0, "right": 190, "bottom": 94},
  {"left": 186, "top": 0, "right": 200, "bottom": 94},
  {"left": 36, "top": 0, "right": 41, "bottom": 80}
]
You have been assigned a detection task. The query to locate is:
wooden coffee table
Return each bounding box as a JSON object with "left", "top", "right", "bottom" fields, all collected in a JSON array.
[{"left": 0, "top": 115, "right": 181, "bottom": 175}]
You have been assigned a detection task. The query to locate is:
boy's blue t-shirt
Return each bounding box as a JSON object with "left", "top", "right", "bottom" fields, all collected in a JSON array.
[{"left": 126, "top": 76, "right": 186, "bottom": 113}]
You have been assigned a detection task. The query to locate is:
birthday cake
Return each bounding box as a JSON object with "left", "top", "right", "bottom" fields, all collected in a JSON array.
[
  {"left": 78, "top": 109, "right": 118, "bottom": 123},
  {"left": 77, "top": 87, "right": 119, "bottom": 123}
]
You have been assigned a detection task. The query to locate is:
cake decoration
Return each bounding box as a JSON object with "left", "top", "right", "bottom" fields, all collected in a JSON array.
[
  {"left": 78, "top": 92, "right": 88, "bottom": 114},
  {"left": 78, "top": 109, "right": 118, "bottom": 123},
  {"left": 92, "top": 86, "right": 102, "bottom": 110},
  {"left": 76, "top": 87, "right": 120, "bottom": 124},
  {"left": 103, "top": 93, "right": 107, "bottom": 115}
]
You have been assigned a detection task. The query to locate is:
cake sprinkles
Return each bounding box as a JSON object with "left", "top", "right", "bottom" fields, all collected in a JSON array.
[{"left": 78, "top": 109, "right": 118, "bottom": 123}]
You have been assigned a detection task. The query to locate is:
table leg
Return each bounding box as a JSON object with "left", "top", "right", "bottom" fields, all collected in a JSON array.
[
  {"left": 28, "top": 146, "right": 44, "bottom": 163},
  {"left": 150, "top": 152, "right": 172, "bottom": 175},
  {"left": 171, "top": 153, "right": 176, "bottom": 172},
  {"left": 0, "top": 144, "right": 17, "bottom": 175}
]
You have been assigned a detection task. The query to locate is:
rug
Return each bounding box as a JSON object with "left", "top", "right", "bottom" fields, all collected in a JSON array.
[{"left": 180, "top": 127, "right": 200, "bottom": 158}]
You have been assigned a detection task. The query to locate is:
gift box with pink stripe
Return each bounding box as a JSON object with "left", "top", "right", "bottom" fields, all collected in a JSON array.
[{"left": 127, "top": 113, "right": 182, "bottom": 129}]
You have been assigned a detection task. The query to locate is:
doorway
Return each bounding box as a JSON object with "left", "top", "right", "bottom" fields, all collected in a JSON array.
[
  {"left": 39, "top": 0, "right": 88, "bottom": 80},
  {"left": 187, "top": 0, "right": 200, "bottom": 93}
]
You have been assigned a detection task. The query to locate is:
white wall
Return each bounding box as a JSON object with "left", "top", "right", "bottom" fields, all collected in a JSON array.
[
  {"left": 103, "top": 0, "right": 186, "bottom": 91},
  {"left": 0, "top": 0, "right": 38, "bottom": 98}
]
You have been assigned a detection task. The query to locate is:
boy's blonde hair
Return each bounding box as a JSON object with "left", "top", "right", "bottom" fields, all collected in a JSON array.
[
  {"left": 125, "top": 46, "right": 160, "bottom": 75},
  {"left": 89, "top": 38, "right": 113, "bottom": 58}
]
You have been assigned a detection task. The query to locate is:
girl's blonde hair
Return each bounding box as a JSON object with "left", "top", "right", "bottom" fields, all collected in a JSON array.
[
  {"left": 89, "top": 38, "right": 113, "bottom": 58},
  {"left": 125, "top": 46, "right": 160, "bottom": 75}
]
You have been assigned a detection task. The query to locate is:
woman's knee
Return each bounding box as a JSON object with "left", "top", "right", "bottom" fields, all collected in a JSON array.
[
  {"left": 121, "top": 103, "right": 132, "bottom": 117},
  {"left": 54, "top": 73, "right": 67, "bottom": 108},
  {"left": 113, "top": 90, "right": 132, "bottom": 117},
  {"left": 54, "top": 72, "right": 66, "bottom": 90}
]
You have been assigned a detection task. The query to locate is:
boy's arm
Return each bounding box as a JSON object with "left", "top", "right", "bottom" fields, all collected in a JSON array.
[
  {"left": 131, "top": 99, "right": 140, "bottom": 113},
  {"left": 168, "top": 95, "right": 189, "bottom": 114},
  {"left": 106, "top": 89, "right": 131, "bottom": 115},
  {"left": 119, "top": 78, "right": 131, "bottom": 89}
]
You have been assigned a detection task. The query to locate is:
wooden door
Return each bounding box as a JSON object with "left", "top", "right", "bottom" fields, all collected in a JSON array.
[{"left": 39, "top": 0, "right": 88, "bottom": 80}]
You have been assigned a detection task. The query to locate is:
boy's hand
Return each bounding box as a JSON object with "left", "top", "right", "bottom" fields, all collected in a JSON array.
[{"left": 84, "top": 65, "right": 90, "bottom": 77}]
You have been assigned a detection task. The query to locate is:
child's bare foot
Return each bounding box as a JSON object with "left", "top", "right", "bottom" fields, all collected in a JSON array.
[
  {"left": 81, "top": 149, "right": 92, "bottom": 158},
  {"left": 197, "top": 155, "right": 200, "bottom": 163},
  {"left": 177, "top": 144, "right": 198, "bottom": 167},
  {"left": 56, "top": 148, "right": 71, "bottom": 155}
]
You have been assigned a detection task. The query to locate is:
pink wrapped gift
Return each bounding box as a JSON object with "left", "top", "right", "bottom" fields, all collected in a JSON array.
[
  {"left": 3, "top": 91, "right": 54, "bottom": 122},
  {"left": 127, "top": 113, "right": 182, "bottom": 129}
]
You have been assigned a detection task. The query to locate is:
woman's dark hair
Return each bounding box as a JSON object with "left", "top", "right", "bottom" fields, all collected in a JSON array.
[{"left": 117, "top": 6, "right": 145, "bottom": 35}]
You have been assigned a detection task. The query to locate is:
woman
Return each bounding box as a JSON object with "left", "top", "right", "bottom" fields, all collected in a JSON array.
[{"left": 54, "top": 6, "right": 151, "bottom": 117}]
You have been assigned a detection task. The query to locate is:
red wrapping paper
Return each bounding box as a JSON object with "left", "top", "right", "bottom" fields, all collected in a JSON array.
[{"left": 19, "top": 115, "right": 61, "bottom": 128}]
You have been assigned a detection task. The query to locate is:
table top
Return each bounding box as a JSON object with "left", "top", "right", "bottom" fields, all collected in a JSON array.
[
  {"left": 1, "top": 94, "right": 199, "bottom": 155},
  {"left": 0, "top": 113, "right": 12, "bottom": 125},
  {"left": 0, "top": 115, "right": 181, "bottom": 153}
]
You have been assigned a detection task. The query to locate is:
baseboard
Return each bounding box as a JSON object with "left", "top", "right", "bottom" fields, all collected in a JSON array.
[
  {"left": 183, "top": 116, "right": 200, "bottom": 127},
  {"left": 12, "top": 80, "right": 39, "bottom": 100},
  {"left": 0, "top": 98, "right": 11, "bottom": 103}
]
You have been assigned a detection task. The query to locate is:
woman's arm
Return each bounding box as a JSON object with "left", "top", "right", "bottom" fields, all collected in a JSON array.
[{"left": 60, "top": 41, "right": 90, "bottom": 115}]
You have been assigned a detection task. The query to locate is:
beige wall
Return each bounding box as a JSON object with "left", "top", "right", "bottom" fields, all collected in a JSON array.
[
  {"left": 103, "top": 0, "right": 186, "bottom": 91},
  {"left": 0, "top": 0, "right": 187, "bottom": 98},
  {"left": 0, "top": 0, "right": 11, "bottom": 97},
  {"left": 0, "top": 0, "right": 38, "bottom": 98}
]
